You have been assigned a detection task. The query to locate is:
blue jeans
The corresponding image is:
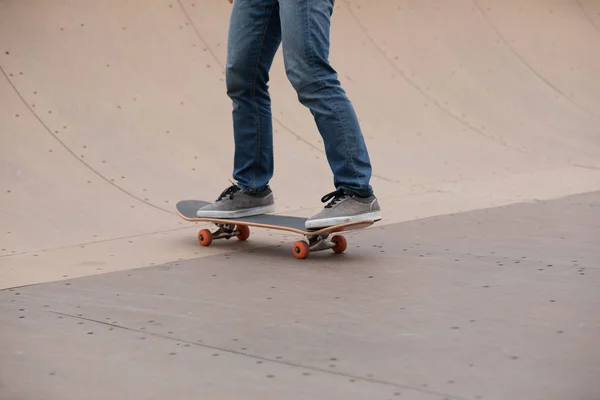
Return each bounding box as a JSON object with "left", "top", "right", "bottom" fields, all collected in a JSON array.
[{"left": 226, "top": 0, "right": 373, "bottom": 197}]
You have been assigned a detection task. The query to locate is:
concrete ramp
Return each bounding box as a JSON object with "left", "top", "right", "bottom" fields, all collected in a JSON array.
[
  {"left": 1, "top": 0, "right": 599, "bottom": 285},
  {"left": 1, "top": 1, "right": 599, "bottom": 398}
]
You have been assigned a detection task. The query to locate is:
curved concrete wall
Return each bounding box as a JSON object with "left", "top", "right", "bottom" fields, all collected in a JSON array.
[{"left": 1, "top": 0, "right": 599, "bottom": 286}]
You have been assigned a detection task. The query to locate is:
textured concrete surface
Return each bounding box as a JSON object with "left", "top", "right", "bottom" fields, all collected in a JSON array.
[
  {"left": 1, "top": 0, "right": 600, "bottom": 287},
  {"left": 2, "top": 192, "right": 599, "bottom": 400}
]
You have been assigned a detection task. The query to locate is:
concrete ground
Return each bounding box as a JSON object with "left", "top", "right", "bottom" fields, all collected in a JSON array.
[{"left": 3, "top": 192, "right": 599, "bottom": 399}]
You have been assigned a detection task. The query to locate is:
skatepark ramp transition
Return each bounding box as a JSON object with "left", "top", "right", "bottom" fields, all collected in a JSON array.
[{"left": 1, "top": 0, "right": 600, "bottom": 284}]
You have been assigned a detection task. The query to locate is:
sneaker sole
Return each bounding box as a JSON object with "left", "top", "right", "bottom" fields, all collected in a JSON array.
[
  {"left": 305, "top": 211, "right": 382, "bottom": 230},
  {"left": 196, "top": 204, "right": 276, "bottom": 219}
]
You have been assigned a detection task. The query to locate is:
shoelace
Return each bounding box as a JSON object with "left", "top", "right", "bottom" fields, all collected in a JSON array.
[
  {"left": 321, "top": 189, "right": 348, "bottom": 209},
  {"left": 216, "top": 184, "right": 241, "bottom": 201}
]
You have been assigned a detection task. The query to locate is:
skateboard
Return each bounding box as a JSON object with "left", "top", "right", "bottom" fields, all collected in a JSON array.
[{"left": 175, "top": 200, "right": 377, "bottom": 259}]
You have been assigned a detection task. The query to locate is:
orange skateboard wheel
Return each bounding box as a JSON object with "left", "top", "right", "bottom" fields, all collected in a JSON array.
[
  {"left": 198, "top": 229, "right": 213, "bottom": 246},
  {"left": 236, "top": 225, "right": 250, "bottom": 241},
  {"left": 292, "top": 240, "right": 310, "bottom": 259},
  {"left": 331, "top": 235, "right": 347, "bottom": 254}
]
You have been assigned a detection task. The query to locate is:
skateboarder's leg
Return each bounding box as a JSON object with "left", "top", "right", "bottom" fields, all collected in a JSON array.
[
  {"left": 227, "top": 0, "right": 281, "bottom": 194},
  {"left": 278, "top": 0, "right": 381, "bottom": 228},
  {"left": 197, "top": 0, "right": 280, "bottom": 218}
]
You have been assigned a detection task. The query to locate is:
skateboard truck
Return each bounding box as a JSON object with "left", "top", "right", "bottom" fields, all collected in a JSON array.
[
  {"left": 198, "top": 223, "right": 250, "bottom": 246},
  {"left": 292, "top": 233, "right": 347, "bottom": 259},
  {"left": 197, "top": 223, "right": 347, "bottom": 259}
]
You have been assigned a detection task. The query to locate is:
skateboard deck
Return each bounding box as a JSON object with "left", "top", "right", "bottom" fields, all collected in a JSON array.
[{"left": 175, "top": 200, "right": 377, "bottom": 259}]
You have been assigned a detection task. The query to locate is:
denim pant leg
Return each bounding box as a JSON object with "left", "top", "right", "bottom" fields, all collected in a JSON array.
[
  {"left": 226, "top": 0, "right": 281, "bottom": 193},
  {"left": 279, "top": 0, "right": 374, "bottom": 197}
]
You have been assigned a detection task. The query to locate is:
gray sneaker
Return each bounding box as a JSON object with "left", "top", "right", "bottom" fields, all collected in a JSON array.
[
  {"left": 305, "top": 189, "right": 382, "bottom": 230},
  {"left": 196, "top": 184, "right": 275, "bottom": 218}
]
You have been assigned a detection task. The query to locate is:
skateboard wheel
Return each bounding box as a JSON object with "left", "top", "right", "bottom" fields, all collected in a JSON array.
[
  {"left": 198, "top": 229, "right": 213, "bottom": 246},
  {"left": 331, "top": 235, "right": 347, "bottom": 254},
  {"left": 292, "top": 241, "right": 310, "bottom": 259},
  {"left": 236, "top": 225, "right": 250, "bottom": 241}
]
